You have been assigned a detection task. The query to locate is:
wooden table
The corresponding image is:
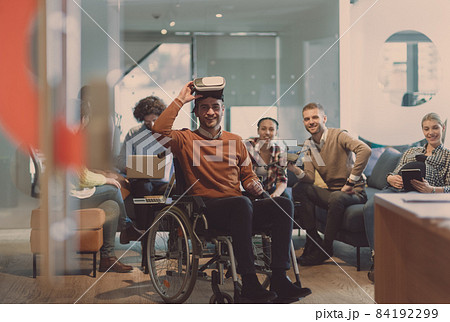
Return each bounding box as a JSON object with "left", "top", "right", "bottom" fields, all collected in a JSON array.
[{"left": 374, "top": 193, "right": 450, "bottom": 303}]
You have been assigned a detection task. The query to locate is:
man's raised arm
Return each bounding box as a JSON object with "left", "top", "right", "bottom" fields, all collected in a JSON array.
[{"left": 152, "top": 81, "right": 200, "bottom": 137}]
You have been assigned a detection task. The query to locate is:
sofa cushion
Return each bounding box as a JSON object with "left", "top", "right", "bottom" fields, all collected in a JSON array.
[
  {"left": 364, "top": 147, "right": 386, "bottom": 177},
  {"left": 365, "top": 186, "right": 380, "bottom": 200},
  {"left": 367, "top": 148, "right": 401, "bottom": 190}
]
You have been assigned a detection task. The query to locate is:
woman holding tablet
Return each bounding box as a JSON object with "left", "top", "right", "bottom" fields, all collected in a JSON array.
[
  {"left": 386, "top": 112, "right": 450, "bottom": 193},
  {"left": 363, "top": 112, "right": 450, "bottom": 281}
]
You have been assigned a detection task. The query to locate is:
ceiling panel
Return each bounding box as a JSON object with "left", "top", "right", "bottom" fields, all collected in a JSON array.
[{"left": 117, "top": 0, "right": 331, "bottom": 33}]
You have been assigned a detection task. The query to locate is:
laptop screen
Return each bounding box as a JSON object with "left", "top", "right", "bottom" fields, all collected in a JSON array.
[{"left": 163, "top": 174, "right": 176, "bottom": 199}]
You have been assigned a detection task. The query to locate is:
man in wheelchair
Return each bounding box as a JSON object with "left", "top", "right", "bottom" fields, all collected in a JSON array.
[{"left": 152, "top": 79, "right": 311, "bottom": 303}]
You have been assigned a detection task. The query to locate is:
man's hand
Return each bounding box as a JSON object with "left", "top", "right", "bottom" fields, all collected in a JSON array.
[
  {"left": 387, "top": 174, "right": 403, "bottom": 189},
  {"left": 287, "top": 162, "right": 302, "bottom": 176},
  {"left": 246, "top": 179, "right": 264, "bottom": 196},
  {"left": 341, "top": 184, "right": 355, "bottom": 194},
  {"left": 176, "top": 81, "right": 202, "bottom": 105}
]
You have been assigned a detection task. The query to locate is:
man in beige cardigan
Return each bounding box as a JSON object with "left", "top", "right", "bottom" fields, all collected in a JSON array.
[{"left": 288, "top": 103, "right": 371, "bottom": 266}]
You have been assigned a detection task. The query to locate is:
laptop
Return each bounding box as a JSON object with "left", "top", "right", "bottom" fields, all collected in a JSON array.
[
  {"left": 133, "top": 174, "right": 175, "bottom": 204},
  {"left": 126, "top": 155, "right": 167, "bottom": 179}
]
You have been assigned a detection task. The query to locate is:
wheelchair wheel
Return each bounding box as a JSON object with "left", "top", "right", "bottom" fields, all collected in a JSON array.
[
  {"left": 252, "top": 235, "right": 271, "bottom": 289},
  {"left": 209, "top": 292, "right": 234, "bottom": 304},
  {"left": 147, "top": 206, "right": 199, "bottom": 303}
]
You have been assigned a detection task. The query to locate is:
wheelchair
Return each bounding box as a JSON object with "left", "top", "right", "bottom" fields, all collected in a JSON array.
[{"left": 146, "top": 160, "right": 303, "bottom": 304}]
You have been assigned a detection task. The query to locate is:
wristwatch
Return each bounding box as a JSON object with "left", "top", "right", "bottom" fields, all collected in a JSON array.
[{"left": 345, "top": 179, "right": 355, "bottom": 187}]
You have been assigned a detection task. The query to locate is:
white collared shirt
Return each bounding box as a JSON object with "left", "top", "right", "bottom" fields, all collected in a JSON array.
[{"left": 312, "top": 127, "right": 328, "bottom": 151}]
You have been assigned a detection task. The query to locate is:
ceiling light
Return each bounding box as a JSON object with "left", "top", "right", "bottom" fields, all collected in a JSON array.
[
  {"left": 229, "top": 32, "right": 277, "bottom": 36},
  {"left": 215, "top": 13, "right": 223, "bottom": 18},
  {"left": 194, "top": 32, "right": 225, "bottom": 36},
  {"left": 161, "top": 29, "right": 168, "bottom": 35},
  {"left": 169, "top": 21, "right": 175, "bottom": 27}
]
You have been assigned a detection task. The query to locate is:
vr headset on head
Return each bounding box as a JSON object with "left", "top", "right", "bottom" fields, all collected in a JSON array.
[{"left": 192, "top": 76, "right": 226, "bottom": 112}]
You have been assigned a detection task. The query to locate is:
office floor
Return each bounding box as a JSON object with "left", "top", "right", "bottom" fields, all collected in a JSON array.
[{"left": 0, "top": 229, "right": 374, "bottom": 304}]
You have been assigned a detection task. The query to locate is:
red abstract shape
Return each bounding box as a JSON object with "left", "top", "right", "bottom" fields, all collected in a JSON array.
[
  {"left": 54, "top": 118, "right": 85, "bottom": 170},
  {"left": 0, "top": 1, "right": 38, "bottom": 149}
]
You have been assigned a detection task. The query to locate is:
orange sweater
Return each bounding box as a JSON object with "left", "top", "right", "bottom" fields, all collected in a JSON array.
[{"left": 153, "top": 99, "right": 258, "bottom": 198}]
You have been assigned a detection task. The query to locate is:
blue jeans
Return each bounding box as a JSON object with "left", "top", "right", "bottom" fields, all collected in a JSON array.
[
  {"left": 96, "top": 200, "right": 119, "bottom": 257},
  {"left": 78, "top": 185, "right": 129, "bottom": 230},
  {"left": 362, "top": 186, "right": 400, "bottom": 250},
  {"left": 71, "top": 185, "right": 129, "bottom": 257}
]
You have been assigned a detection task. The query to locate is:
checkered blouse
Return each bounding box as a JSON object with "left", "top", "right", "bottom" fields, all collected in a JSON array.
[
  {"left": 245, "top": 138, "right": 288, "bottom": 191},
  {"left": 391, "top": 144, "right": 450, "bottom": 193}
]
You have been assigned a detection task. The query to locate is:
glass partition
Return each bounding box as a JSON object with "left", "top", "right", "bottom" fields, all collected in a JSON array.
[
  {"left": 195, "top": 35, "right": 278, "bottom": 134},
  {"left": 114, "top": 43, "right": 192, "bottom": 145},
  {"left": 115, "top": 35, "right": 279, "bottom": 142}
]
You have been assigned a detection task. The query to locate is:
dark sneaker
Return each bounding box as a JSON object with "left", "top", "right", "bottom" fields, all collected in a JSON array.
[
  {"left": 240, "top": 273, "right": 278, "bottom": 303},
  {"left": 270, "top": 275, "right": 312, "bottom": 302},
  {"left": 297, "top": 233, "right": 323, "bottom": 263},
  {"left": 240, "top": 288, "right": 278, "bottom": 304},
  {"left": 298, "top": 246, "right": 332, "bottom": 266}
]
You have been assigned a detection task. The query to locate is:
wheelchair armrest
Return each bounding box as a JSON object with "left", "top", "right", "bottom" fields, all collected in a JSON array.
[
  {"left": 172, "top": 195, "right": 207, "bottom": 214},
  {"left": 192, "top": 196, "right": 207, "bottom": 213}
]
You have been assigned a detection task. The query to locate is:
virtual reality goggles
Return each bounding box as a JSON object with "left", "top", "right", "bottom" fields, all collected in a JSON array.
[{"left": 192, "top": 76, "right": 226, "bottom": 112}]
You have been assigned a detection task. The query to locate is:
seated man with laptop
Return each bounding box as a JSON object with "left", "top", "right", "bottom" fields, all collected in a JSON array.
[{"left": 116, "top": 96, "right": 173, "bottom": 242}]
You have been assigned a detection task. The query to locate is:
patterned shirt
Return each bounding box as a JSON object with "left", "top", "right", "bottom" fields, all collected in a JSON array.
[
  {"left": 245, "top": 137, "right": 288, "bottom": 191},
  {"left": 391, "top": 144, "right": 450, "bottom": 193}
]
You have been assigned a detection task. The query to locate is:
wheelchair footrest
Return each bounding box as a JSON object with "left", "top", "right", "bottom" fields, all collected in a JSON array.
[{"left": 211, "top": 270, "right": 228, "bottom": 303}]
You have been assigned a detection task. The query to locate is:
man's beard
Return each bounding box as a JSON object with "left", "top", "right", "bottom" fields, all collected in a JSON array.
[
  {"left": 307, "top": 124, "right": 321, "bottom": 135},
  {"left": 202, "top": 117, "right": 219, "bottom": 128}
]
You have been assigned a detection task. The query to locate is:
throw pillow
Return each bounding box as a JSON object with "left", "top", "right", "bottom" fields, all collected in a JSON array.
[
  {"left": 367, "top": 148, "right": 402, "bottom": 189},
  {"left": 364, "top": 147, "right": 386, "bottom": 177}
]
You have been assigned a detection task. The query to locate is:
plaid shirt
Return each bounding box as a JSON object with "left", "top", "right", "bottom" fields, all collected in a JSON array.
[
  {"left": 245, "top": 138, "right": 288, "bottom": 191},
  {"left": 392, "top": 144, "right": 450, "bottom": 193}
]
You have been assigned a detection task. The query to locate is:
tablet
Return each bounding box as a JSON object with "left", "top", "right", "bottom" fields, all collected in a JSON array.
[{"left": 401, "top": 168, "right": 423, "bottom": 191}]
